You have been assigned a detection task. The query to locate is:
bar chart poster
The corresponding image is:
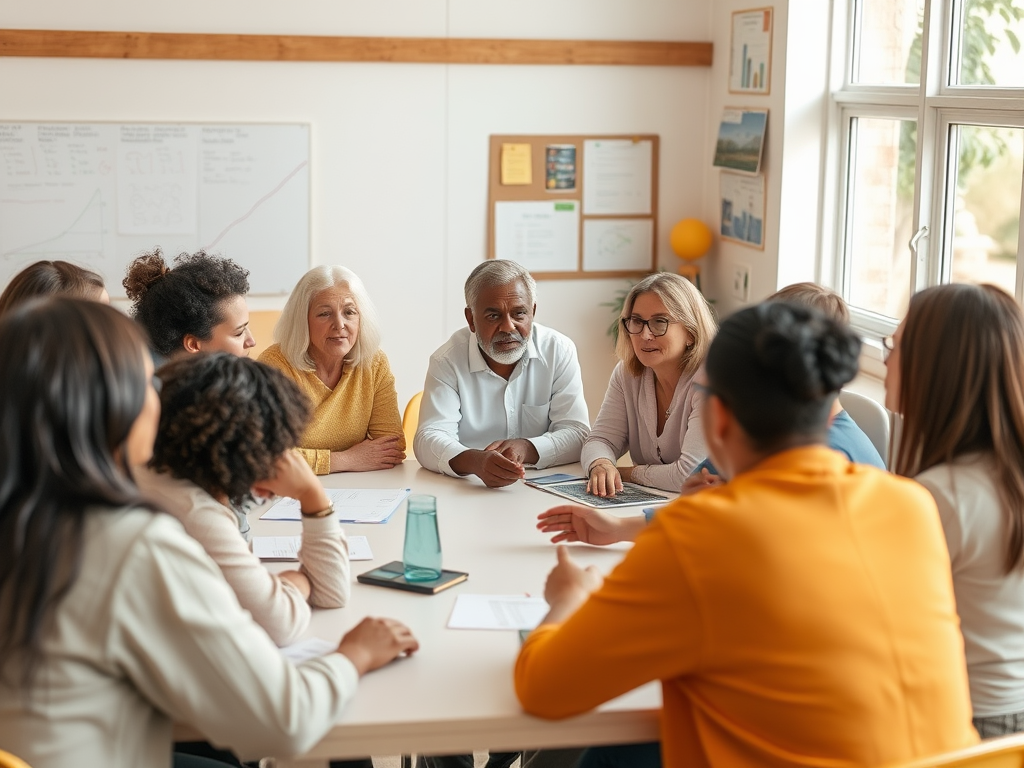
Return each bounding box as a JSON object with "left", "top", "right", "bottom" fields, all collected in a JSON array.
[
  {"left": 729, "top": 8, "right": 773, "bottom": 94},
  {"left": 720, "top": 171, "right": 765, "bottom": 249}
]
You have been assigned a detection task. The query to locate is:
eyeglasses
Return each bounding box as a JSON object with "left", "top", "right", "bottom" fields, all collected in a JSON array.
[
  {"left": 622, "top": 316, "right": 676, "bottom": 337},
  {"left": 881, "top": 335, "right": 896, "bottom": 362}
]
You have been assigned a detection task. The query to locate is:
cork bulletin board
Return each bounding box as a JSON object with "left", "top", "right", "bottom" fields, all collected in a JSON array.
[{"left": 487, "top": 134, "right": 659, "bottom": 279}]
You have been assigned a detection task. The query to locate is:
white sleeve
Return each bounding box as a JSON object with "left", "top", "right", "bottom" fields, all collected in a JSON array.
[
  {"left": 192, "top": 506, "right": 311, "bottom": 647},
  {"left": 298, "top": 511, "right": 350, "bottom": 611},
  {"left": 414, "top": 354, "right": 470, "bottom": 477},
  {"left": 527, "top": 337, "right": 590, "bottom": 468},
  {"left": 916, "top": 472, "right": 964, "bottom": 567},
  {"left": 110, "top": 516, "right": 359, "bottom": 760}
]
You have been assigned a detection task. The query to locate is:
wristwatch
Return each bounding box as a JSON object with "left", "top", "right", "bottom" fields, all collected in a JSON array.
[{"left": 301, "top": 500, "right": 335, "bottom": 518}]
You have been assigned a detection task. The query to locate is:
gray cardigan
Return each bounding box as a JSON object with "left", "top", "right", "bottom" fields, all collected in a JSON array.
[{"left": 580, "top": 361, "right": 707, "bottom": 492}]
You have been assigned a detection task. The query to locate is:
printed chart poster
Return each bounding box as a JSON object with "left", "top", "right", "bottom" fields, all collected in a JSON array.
[
  {"left": 720, "top": 171, "right": 765, "bottom": 249},
  {"left": 713, "top": 109, "right": 768, "bottom": 175},
  {"left": 494, "top": 200, "right": 579, "bottom": 272},
  {"left": 545, "top": 144, "right": 576, "bottom": 191},
  {"left": 730, "top": 8, "right": 773, "bottom": 94}
]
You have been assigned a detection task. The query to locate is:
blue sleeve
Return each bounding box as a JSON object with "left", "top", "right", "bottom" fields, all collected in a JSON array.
[{"left": 828, "top": 411, "right": 886, "bottom": 469}]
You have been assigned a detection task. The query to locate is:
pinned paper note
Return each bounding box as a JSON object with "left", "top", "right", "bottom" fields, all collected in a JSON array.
[{"left": 501, "top": 143, "right": 533, "bottom": 185}]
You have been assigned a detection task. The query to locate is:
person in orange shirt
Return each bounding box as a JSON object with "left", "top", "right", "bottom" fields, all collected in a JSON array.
[{"left": 516, "top": 300, "right": 977, "bottom": 768}]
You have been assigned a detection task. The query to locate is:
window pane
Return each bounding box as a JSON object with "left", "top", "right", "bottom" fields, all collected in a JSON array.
[
  {"left": 957, "top": 0, "right": 1024, "bottom": 87},
  {"left": 950, "top": 125, "right": 1023, "bottom": 296},
  {"left": 845, "top": 117, "right": 918, "bottom": 318},
  {"left": 853, "top": 0, "right": 924, "bottom": 84}
]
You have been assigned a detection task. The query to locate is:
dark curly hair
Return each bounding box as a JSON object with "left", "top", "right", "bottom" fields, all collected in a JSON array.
[
  {"left": 123, "top": 248, "right": 250, "bottom": 357},
  {"left": 150, "top": 353, "right": 311, "bottom": 507}
]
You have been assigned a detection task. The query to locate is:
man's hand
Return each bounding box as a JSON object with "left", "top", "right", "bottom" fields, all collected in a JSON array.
[
  {"left": 536, "top": 504, "right": 644, "bottom": 546},
  {"left": 336, "top": 617, "right": 419, "bottom": 676},
  {"left": 484, "top": 438, "right": 539, "bottom": 466},
  {"left": 450, "top": 448, "right": 526, "bottom": 488},
  {"left": 541, "top": 546, "right": 604, "bottom": 624},
  {"left": 680, "top": 468, "right": 725, "bottom": 497}
]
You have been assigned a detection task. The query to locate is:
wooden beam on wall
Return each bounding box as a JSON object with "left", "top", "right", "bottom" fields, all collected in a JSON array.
[{"left": 0, "top": 29, "right": 712, "bottom": 67}]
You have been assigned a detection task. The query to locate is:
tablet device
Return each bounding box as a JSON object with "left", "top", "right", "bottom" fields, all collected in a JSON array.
[
  {"left": 357, "top": 561, "right": 468, "bottom": 595},
  {"left": 527, "top": 479, "right": 672, "bottom": 508}
]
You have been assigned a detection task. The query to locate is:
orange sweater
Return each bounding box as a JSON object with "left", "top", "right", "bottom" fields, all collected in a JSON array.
[
  {"left": 258, "top": 344, "right": 404, "bottom": 475},
  {"left": 516, "top": 447, "right": 977, "bottom": 768}
]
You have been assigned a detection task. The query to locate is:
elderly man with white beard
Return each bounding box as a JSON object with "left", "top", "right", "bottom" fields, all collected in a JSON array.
[{"left": 414, "top": 259, "right": 590, "bottom": 488}]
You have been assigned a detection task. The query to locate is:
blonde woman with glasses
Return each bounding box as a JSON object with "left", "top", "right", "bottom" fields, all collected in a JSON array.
[
  {"left": 582, "top": 273, "right": 716, "bottom": 496},
  {"left": 886, "top": 282, "right": 1024, "bottom": 738}
]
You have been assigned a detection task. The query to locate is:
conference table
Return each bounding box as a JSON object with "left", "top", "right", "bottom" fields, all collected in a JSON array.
[{"left": 256, "top": 460, "right": 668, "bottom": 767}]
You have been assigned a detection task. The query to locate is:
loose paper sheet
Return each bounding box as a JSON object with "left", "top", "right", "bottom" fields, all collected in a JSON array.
[
  {"left": 447, "top": 594, "right": 550, "bottom": 631},
  {"left": 261, "top": 488, "right": 411, "bottom": 523},
  {"left": 253, "top": 535, "right": 373, "bottom": 561},
  {"left": 582, "top": 218, "right": 653, "bottom": 271},
  {"left": 582, "top": 140, "right": 652, "bottom": 216},
  {"left": 494, "top": 200, "right": 579, "bottom": 272}
]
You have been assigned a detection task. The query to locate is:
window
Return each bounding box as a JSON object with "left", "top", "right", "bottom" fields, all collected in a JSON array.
[{"left": 828, "top": 0, "right": 1024, "bottom": 337}]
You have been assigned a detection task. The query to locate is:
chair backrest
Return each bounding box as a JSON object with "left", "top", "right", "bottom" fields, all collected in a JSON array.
[
  {"left": 0, "top": 749, "right": 33, "bottom": 768},
  {"left": 892, "top": 733, "right": 1024, "bottom": 767},
  {"left": 403, "top": 391, "right": 423, "bottom": 448},
  {"left": 839, "top": 389, "right": 892, "bottom": 467}
]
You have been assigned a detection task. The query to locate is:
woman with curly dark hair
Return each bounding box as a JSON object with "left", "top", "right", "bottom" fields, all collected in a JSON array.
[
  {"left": 124, "top": 248, "right": 255, "bottom": 358},
  {"left": 0, "top": 299, "right": 417, "bottom": 768},
  {"left": 134, "top": 352, "right": 349, "bottom": 647}
]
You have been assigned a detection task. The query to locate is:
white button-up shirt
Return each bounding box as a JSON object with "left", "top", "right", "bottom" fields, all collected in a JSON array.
[{"left": 414, "top": 323, "right": 590, "bottom": 476}]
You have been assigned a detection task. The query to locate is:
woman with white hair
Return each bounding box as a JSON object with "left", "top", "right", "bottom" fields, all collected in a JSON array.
[{"left": 259, "top": 266, "right": 405, "bottom": 474}]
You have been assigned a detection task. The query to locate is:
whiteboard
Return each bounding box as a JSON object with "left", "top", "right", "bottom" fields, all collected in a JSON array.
[{"left": 0, "top": 122, "right": 309, "bottom": 296}]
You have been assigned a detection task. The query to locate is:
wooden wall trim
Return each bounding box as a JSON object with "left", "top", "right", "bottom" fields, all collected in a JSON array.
[{"left": 0, "top": 29, "right": 712, "bottom": 67}]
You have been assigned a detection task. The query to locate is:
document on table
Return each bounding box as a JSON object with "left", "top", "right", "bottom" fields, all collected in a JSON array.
[
  {"left": 447, "top": 594, "right": 550, "bottom": 631},
  {"left": 260, "top": 488, "right": 411, "bottom": 523},
  {"left": 280, "top": 637, "right": 336, "bottom": 664},
  {"left": 253, "top": 535, "right": 373, "bottom": 561}
]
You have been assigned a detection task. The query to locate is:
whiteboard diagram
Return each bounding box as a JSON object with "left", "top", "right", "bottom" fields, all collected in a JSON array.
[{"left": 0, "top": 123, "right": 309, "bottom": 296}]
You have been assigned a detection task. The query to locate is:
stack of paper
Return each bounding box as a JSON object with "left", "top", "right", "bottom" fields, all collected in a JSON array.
[
  {"left": 260, "top": 488, "right": 411, "bottom": 523},
  {"left": 253, "top": 535, "right": 373, "bottom": 561}
]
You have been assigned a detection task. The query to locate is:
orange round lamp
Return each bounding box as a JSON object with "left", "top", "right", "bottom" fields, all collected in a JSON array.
[{"left": 670, "top": 218, "right": 713, "bottom": 261}]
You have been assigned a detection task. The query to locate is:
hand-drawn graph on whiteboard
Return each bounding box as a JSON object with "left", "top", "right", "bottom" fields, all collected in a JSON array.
[{"left": 0, "top": 123, "right": 309, "bottom": 296}]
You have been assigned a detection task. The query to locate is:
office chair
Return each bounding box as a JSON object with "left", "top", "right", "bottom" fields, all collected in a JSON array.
[
  {"left": 838, "top": 389, "right": 891, "bottom": 468},
  {"left": 403, "top": 391, "right": 423, "bottom": 448},
  {"left": 0, "top": 750, "right": 32, "bottom": 768},
  {"left": 892, "top": 733, "right": 1024, "bottom": 767}
]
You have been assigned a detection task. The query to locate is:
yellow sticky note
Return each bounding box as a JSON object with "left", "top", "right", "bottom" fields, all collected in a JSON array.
[{"left": 501, "top": 143, "right": 533, "bottom": 185}]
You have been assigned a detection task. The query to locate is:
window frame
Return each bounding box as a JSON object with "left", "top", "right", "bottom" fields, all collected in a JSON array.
[{"left": 825, "top": 0, "right": 1024, "bottom": 344}]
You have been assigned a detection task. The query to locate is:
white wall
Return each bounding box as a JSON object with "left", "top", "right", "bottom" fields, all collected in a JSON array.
[
  {"left": 1, "top": 1, "right": 713, "bottom": 420},
  {"left": 702, "top": 0, "right": 832, "bottom": 317}
]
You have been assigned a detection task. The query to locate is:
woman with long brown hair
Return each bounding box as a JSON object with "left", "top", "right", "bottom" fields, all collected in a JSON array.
[
  {"left": 886, "top": 282, "right": 1024, "bottom": 737},
  {"left": 0, "top": 298, "right": 417, "bottom": 767}
]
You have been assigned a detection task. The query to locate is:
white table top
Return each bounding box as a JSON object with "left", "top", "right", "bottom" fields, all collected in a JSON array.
[{"left": 254, "top": 461, "right": 665, "bottom": 765}]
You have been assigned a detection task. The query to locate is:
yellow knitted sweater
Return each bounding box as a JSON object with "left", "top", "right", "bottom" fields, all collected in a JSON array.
[{"left": 258, "top": 344, "right": 405, "bottom": 475}]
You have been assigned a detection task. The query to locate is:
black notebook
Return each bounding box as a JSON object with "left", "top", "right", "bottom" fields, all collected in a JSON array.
[{"left": 357, "top": 561, "right": 468, "bottom": 595}]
